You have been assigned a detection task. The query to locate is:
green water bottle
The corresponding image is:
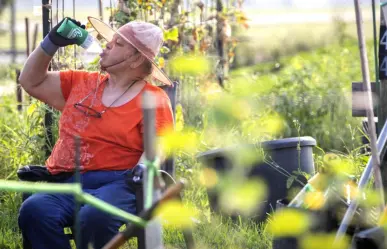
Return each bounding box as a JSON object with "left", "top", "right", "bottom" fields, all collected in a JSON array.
[{"left": 56, "top": 18, "right": 95, "bottom": 49}]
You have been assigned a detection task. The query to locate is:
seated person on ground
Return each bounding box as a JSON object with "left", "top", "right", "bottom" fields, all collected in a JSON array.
[{"left": 17, "top": 17, "right": 174, "bottom": 249}]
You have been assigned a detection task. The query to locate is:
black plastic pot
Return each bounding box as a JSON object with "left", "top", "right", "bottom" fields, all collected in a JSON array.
[{"left": 197, "top": 136, "right": 316, "bottom": 223}]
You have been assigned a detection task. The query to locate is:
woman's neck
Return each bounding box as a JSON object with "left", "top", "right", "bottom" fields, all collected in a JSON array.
[{"left": 107, "top": 72, "right": 143, "bottom": 91}]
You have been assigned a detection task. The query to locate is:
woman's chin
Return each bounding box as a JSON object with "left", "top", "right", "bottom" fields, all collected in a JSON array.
[
  {"left": 99, "top": 61, "right": 107, "bottom": 71},
  {"left": 99, "top": 60, "right": 108, "bottom": 68}
]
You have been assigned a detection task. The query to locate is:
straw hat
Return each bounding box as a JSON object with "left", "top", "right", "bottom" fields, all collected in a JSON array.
[{"left": 88, "top": 16, "right": 172, "bottom": 85}]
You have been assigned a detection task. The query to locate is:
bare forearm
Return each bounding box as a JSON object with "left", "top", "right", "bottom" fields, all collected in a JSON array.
[{"left": 19, "top": 46, "right": 53, "bottom": 89}]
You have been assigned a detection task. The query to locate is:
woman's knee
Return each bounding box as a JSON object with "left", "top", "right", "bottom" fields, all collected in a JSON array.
[
  {"left": 18, "top": 194, "right": 70, "bottom": 229},
  {"left": 19, "top": 194, "right": 46, "bottom": 228},
  {"left": 80, "top": 205, "right": 123, "bottom": 232}
]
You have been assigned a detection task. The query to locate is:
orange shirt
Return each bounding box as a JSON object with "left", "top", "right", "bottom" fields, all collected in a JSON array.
[{"left": 46, "top": 70, "right": 174, "bottom": 175}]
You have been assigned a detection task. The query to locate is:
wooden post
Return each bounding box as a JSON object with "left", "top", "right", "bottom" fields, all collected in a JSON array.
[
  {"left": 98, "top": 0, "right": 104, "bottom": 21},
  {"left": 10, "top": 0, "right": 16, "bottom": 64},
  {"left": 168, "top": 0, "right": 180, "bottom": 27},
  {"left": 25, "top": 18, "right": 30, "bottom": 57},
  {"left": 216, "top": 0, "right": 225, "bottom": 88},
  {"left": 32, "top": 23, "right": 39, "bottom": 51},
  {"left": 109, "top": 0, "right": 113, "bottom": 27},
  {"left": 42, "top": 0, "right": 54, "bottom": 157},
  {"left": 16, "top": 69, "right": 23, "bottom": 112}
]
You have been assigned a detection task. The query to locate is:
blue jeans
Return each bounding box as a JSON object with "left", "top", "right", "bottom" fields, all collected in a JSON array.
[{"left": 18, "top": 170, "right": 137, "bottom": 249}]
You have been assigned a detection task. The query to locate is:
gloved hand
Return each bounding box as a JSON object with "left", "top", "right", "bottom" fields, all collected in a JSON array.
[{"left": 48, "top": 17, "right": 86, "bottom": 47}]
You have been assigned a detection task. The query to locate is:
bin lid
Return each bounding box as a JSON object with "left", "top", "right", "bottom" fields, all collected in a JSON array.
[
  {"left": 261, "top": 136, "right": 316, "bottom": 150},
  {"left": 197, "top": 136, "right": 316, "bottom": 160}
]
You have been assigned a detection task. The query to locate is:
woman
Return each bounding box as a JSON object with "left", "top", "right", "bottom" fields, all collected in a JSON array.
[{"left": 18, "top": 17, "right": 174, "bottom": 249}]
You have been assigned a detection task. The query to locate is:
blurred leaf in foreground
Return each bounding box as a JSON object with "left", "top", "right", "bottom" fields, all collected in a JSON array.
[
  {"left": 231, "top": 145, "right": 264, "bottom": 169},
  {"left": 158, "top": 129, "right": 198, "bottom": 156},
  {"left": 241, "top": 112, "right": 284, "bottom": 140},
  {"left": 155, "top": 200, "right": 197, "bottom": 228},
  {"left": 300, "top": 233, "right": 350, "bottom": 249},
  {"left": 359, "top": 188, "right": 384, "bottom": 208},
  {"left": 322, "top": 153, "right": 353, "bottom": 176},
  {"left": 267, "top": 209, "right": 310, "bottom": 237},
  {"left": 303, "top": 191, "right": 325, "bottom": 210},
  {"left": 175, "top": 104, "right": 184, "bottom": 132},
  {"left": 169, "top": 54, "right": 211, "bottom": 76},
  {"left": 199, "top": 167, "right": 218, "bottom": 188},
  {"left": 207, "top": 94, "right": 251, "bottom": 128},
  {"left": 229, "top": 76, "right": 275, "bottom": 97},
  {"left": 219, "top": 179, "right": 267, "bottom": 216}
]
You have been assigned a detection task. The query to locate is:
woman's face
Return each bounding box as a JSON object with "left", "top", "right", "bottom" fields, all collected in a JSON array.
[{"left": 99, "top": 34, "right": 138, "bottom": 71}]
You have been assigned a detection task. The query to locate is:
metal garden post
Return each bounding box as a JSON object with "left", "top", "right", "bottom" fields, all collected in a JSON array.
[
  {"left": 140, "top": 91, "right": 164, "bottom": 249},
  {"left": 336, "top": 0, "right": 386, "bottom": 241},
  {"left": 42, "top": 0, "right": 54, "bottom": 157}
]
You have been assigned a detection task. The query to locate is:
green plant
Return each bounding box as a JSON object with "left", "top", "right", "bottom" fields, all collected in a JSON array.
[{"left": 231, "top": 39, "right": 373, "bottom": 152}]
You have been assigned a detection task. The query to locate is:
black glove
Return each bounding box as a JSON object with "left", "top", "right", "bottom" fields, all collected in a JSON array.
[
  {"left": 17, "top": 165, "right": 73, "bottom": 182},
  {"left": 48, "top": 17, "right": 86, "bottom": 47}
]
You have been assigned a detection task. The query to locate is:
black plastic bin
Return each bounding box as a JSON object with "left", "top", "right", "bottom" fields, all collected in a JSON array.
[{"left": 197, "top": 136, "right": 316, "bottom": 223}]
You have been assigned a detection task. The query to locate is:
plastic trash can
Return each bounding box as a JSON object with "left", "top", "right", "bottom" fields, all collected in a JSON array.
[{"left": 197, "top": 136, "right": 316, "bottom": 223}]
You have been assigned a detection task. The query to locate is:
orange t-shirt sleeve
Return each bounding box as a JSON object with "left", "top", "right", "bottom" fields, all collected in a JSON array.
[
  {"left": 60, "top": 70, "right": 74, "bottom": 101},
  {"left": 156, "top": 96, "right": 174, "bottom": 135},
  {"left": 140, "top": 94, "right": 174, "bottom": 135}
]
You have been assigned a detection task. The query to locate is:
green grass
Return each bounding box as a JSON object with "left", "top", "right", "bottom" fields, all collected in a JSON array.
[
  {"left": 233, "top": 19, "right": 377, "bottom": 67},
  {"left": 244, "top": 6, "right": 377, "bottom": 16},
  {"left": 0, "top": 193, "right": 22, "bottom": 249},
  {"left": 0, "top": 31, "right": 42, "bottom": 50}
]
